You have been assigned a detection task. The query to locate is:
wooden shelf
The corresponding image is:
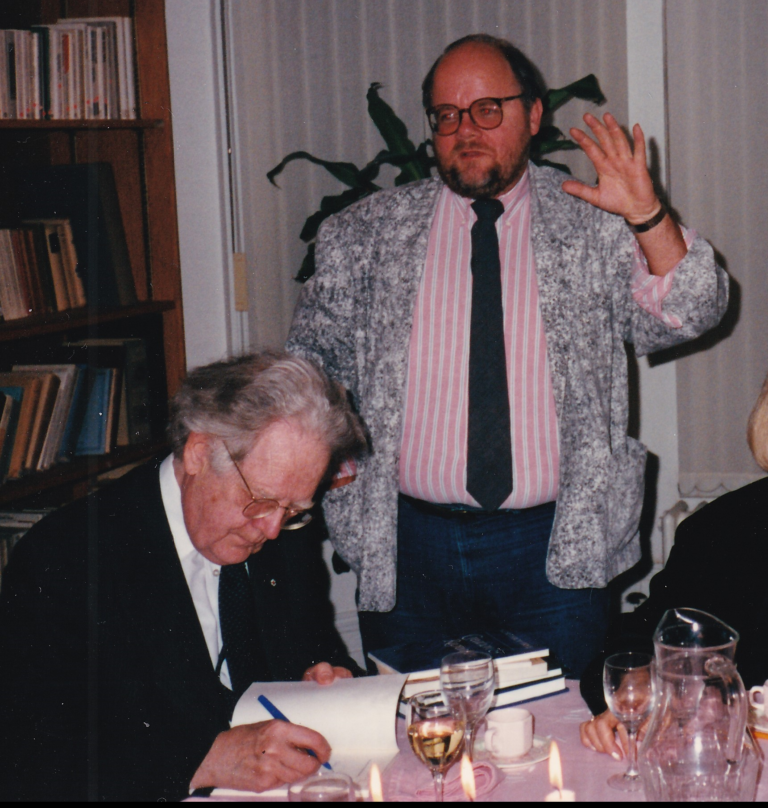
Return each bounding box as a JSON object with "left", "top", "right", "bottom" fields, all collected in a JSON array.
[
  {"left": 0, "top": 301, "right": 175, "bottom": 342},
  {"left": 0, "top": 442, "right": 169, "bottom": 506},
  {"left": 0, "top": 119, "right": 163, "bottom": 130},
  {"left": 0, "top": 0, "right": 184, "bottom": 511}
]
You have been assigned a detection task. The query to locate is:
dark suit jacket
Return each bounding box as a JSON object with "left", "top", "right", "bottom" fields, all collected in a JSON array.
[
  {"left": 0, "top": 458, "right": 358, "bottom": 802},
  {"left": 580, "top": 476, "right": 768, "bottom": 715}
]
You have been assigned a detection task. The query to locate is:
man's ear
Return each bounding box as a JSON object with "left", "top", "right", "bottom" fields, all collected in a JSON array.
[
  {"left": 529, "top": 97, "right": 544, "bottom": 138},
  {"left": 182, "top": 432, "right": 211, "bottom": 477}
]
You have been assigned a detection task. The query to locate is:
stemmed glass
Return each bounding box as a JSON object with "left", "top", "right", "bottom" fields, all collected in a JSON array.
[
  {"left": 602, "top": 651, "right": 654, "bottom": 792},
  {"left": 407, "top": 691, "right": 465, "bottom": 802},
  {"left": 439, "top": 650, "right": 496, "bottom": 760}
]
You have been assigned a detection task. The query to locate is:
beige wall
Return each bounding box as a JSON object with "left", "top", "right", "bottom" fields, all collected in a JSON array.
[
  {"left": 667, "top": 0, "right": 768, "bottom": 495},
  {"left": 227, "top": 0, "right": 629, "bottom": 349}
]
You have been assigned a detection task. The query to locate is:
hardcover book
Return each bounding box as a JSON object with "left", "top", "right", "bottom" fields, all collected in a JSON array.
[
  {"left": 12, "top": 162, "right": 137, "bottom": 310},
  {"left": 368, "top": 630, "right": 548, "bottom": 677}
]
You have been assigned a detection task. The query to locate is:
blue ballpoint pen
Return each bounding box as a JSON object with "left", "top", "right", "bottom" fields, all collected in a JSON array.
[{"left": 257, "top": 694, "right": 333, "bottom": 770}]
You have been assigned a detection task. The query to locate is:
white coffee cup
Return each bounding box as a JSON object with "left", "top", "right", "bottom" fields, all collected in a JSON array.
[
  {"left": 749, "top": 681, "right": 768, "bottom": 716},
  {"left": 484, "top": 707, "right": 533, "bottom": 761}
]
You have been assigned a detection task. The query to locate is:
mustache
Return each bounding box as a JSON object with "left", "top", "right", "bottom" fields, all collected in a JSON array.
[{"left": 450, "top": 140, "right": 493, "bottom": 156}]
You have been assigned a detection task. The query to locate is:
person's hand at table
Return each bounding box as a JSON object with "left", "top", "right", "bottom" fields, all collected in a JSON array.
[
  {"left": 580, "top": 709, "right": 651, "bottom": 760},
  {"left": 189, "top": 720, "right": 331, "bottom": 793},
  {"left": 303, "top": 661, "right": 354, "bottom": 684}
]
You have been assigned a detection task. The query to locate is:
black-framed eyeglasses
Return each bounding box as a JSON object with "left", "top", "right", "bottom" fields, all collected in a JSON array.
[
  {"left": 426, "top": 94, "right": 525, "bottom": 136},
  {"left": 225, "top": 446, "right": 314, "bottom": 531}
]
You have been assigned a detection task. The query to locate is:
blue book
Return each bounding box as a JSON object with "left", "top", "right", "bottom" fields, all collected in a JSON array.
[
  {"left": 74, "top": 368, "right": 113, "bottom": 456},
  {"left": 58, "top": 367, "right": 89, "bottom": 460},
  {"left": 368, "top": 630, "right": 549, "bottom": 676}
]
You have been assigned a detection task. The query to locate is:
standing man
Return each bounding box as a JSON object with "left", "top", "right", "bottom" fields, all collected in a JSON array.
[{"left": 287, "top": 35, "right": 728, "bottom": 675}]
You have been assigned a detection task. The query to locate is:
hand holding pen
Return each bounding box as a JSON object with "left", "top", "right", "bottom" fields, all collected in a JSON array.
[{"left": 189, "top": 715, "right": 332, "bottom": 794}]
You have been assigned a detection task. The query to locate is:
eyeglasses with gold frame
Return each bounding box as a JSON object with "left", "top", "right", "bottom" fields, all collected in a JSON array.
[{"left": 226, "top": 446, "right": 313, "bottom": 531}]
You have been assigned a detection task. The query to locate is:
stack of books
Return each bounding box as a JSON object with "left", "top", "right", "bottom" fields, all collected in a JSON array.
[
  {"left": 0, "top": 17, "right": 136, "bottom": 120},
  {"left": 368, "top": 630, "right": 566, "bottom": 710},
  {"left": 0, "top": 219, "right": 84, "bottom": 320},
  {"left": 0, "top": 338, "right": 153, "bottom": 483}
]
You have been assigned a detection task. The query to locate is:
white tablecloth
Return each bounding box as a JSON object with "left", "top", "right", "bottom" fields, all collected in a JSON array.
[{"left": 187, "top": 681, "right": 768, "bottom": 801}]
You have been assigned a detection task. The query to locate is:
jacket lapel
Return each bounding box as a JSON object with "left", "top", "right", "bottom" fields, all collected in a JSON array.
[{"left": 528, "top": 164, "right": 578, "bottom": 424}]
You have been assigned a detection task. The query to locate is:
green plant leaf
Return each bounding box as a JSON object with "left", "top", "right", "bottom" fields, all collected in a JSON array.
[
  {"left": 543, "top": 74, "right": 606, "bottom": 115},
  {"left": 367, "top": 83, "right": 428, "bottom": 186},
  {"left": 536, "top": 124, "right": 567, "bottom": 142},
  {"left": 532, "top": 157, "right": 573, "bottom": 174},
  {"left": 296, "top": 243, "right": 316, "bottom": 283},
  {"left": 367, "top": 83, "right": 417, "bottom": 156},
  {"left": 267, "top": 151, "right": 365, "bottom": 189},
  {"left": 299, "top": 186, "right": 373, "bottom": 242},
  {"left": 534, "top": 139, "right": 580, "bottom": 157}
]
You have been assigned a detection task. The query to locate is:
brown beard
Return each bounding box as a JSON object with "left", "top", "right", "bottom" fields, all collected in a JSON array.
[{"left": 435, "top": 144, "right": 530, "bottom": 199}]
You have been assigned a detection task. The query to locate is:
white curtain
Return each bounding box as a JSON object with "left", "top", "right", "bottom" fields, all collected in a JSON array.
[
  {"left": 225, "top": 0, "right": 628, "bottom": 349},
  {"left": 666, "top": 0, "right": 768, "bottom": 496}
]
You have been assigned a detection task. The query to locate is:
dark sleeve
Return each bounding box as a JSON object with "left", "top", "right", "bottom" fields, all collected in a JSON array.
[
  {"left": 0, "top": 511, "right": 90, "bottom": 801},
  {"left": 581, "top": 481, "right": 768, "bottom": 713}
]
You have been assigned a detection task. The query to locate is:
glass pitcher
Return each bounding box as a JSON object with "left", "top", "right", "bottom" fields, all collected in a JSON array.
[{"left": 638, "top": 608, "right": 761, "bottom": 802}]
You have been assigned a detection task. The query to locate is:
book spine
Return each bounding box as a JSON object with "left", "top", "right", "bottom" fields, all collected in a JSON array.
[{"left": 28, "top": 224, "right": 57, "bottom": 312}]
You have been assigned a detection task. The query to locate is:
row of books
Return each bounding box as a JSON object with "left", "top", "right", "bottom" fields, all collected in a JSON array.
[
  {"left": 0, "top": 17, "right": 136, "bottom": 120},
  {"left": 368, "top": 630, "right": 567, "bottom": 711},
  {"left": 0, "top": 219, "right": 84, "bottom": 320},
  {"left": 0, "top": 509, "right": 49, "bottom": 592},
  {"left": 0, "top": 337, "right": 153, "bottom": 484},
  {"left": 2, "top": 162, "right": 137, "bottom": 317}
]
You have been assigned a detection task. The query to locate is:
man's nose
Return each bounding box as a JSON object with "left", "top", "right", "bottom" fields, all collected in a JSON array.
[
  {"left": 456, "top": 107, "right": 481, "bottom": 137},
  {"left": 258, "top": 509, "right": 285, "bottom": 540}
]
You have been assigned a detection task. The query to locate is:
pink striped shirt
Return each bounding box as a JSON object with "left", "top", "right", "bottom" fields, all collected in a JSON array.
[{"left": 398, "top": 171, "right": 687, "bottom": 509}]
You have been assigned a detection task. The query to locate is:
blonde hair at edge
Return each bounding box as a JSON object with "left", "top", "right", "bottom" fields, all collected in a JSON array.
[{"left": 747, "top": 370, "right": 768, "bottom": 472}]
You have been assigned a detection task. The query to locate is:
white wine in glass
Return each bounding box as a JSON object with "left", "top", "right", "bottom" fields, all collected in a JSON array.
[
  {"left": 603, "top": 652, "right": 654, "bottom": 792},
  {"left": 408, "top": 691, "right": 465, "bottom": 802}
]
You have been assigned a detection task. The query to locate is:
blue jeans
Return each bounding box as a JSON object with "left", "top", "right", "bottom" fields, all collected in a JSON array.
[{"left": 358, "top": 496, "right": 609, "bottom": 678}]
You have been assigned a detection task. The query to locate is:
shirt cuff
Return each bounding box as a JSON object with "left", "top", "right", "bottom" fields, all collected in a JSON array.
[{"left": 630, "top": 226, "right": 697, "bottom": 328}]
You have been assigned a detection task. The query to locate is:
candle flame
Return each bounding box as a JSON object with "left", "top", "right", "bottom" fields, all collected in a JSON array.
[
  {"left": 549, "top": 740, "right": 563, "bottom": 791},
  {"left": 369, "top": 762, "right": 383, "bottom": 802},
  {"left": 461, "top": 753, "right": 476, "bottom": 802}
]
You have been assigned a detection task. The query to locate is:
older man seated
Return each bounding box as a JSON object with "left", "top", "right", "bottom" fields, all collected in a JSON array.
[
  {"left": 0, "top": 352, "right": 367, "bottom": 801},
  {"left": 579, "top": 369, "right": 768, "bottom": 760}
]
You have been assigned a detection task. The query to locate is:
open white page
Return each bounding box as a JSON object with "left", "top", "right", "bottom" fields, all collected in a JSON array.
[{"left": 211, "top": 675, "right": 406, "bottom": 798}]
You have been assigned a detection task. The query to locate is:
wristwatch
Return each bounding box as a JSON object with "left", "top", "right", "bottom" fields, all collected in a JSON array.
[{"left": 626, "top": 205, "right": 667, "bottom": 234}]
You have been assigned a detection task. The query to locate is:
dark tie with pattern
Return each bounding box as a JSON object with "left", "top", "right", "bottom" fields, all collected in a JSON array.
[
  {"left": 218, "top": 561, "right": 262, "bottom": 700},
  {"left": 466, "top": 198, "right": 513, "bottom": 511}
]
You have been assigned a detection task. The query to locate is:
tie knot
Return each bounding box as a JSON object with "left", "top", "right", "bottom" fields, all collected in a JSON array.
[{"left": 471, "top": 198, "right": 504, "bottom": 224}]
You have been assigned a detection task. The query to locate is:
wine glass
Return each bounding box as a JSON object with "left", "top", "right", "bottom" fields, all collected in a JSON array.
[
  {"left": 603, "top": 651, "right": 654, "bottom": 792},
  {"left": 439, "top": 650, "right": 495, "bottom": 760},
  {"left": 407, "top": 691, "right": 465, "bottom": 802}
]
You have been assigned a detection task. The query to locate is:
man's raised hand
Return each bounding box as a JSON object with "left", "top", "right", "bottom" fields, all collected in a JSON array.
[{"left": 562, "top": 112, "right": 661, "bottom": 225}]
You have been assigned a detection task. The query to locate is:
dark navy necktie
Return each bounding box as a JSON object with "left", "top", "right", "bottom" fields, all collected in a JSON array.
[
  {"left": 466, "top": 198, "right": 513, "bottom": 511},
  {"left": 218, "top": 561, "right": 262, "bottom": 700}
]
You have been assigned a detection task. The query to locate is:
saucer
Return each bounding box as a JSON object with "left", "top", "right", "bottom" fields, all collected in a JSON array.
[{"left": 490, "top": 735, "right": 552, "bottom": 770}]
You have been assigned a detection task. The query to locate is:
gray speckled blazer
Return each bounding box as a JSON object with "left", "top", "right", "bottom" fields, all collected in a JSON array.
[{"left": 287, "top": 163, "right": 728, "bottom": 612}]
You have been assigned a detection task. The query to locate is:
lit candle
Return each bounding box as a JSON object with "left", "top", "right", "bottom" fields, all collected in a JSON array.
[
  {"left": 544, "top": 741, "right": 576, "bottom": 801},
  {"left": 369, "top": 762, "right": 384, "bottom": 802},
  {"left": 460, "top": 754, "right": 476, "bottom": 802}
]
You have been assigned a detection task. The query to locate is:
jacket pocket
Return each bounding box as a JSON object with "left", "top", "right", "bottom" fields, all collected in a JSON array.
[{"left": 606, "top": 436, "right": 647, "bottom": 555}]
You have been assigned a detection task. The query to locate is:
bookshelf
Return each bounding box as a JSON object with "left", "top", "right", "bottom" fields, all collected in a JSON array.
[{"left": 0, "top": 0, "right": 185, "bottom": 508}]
